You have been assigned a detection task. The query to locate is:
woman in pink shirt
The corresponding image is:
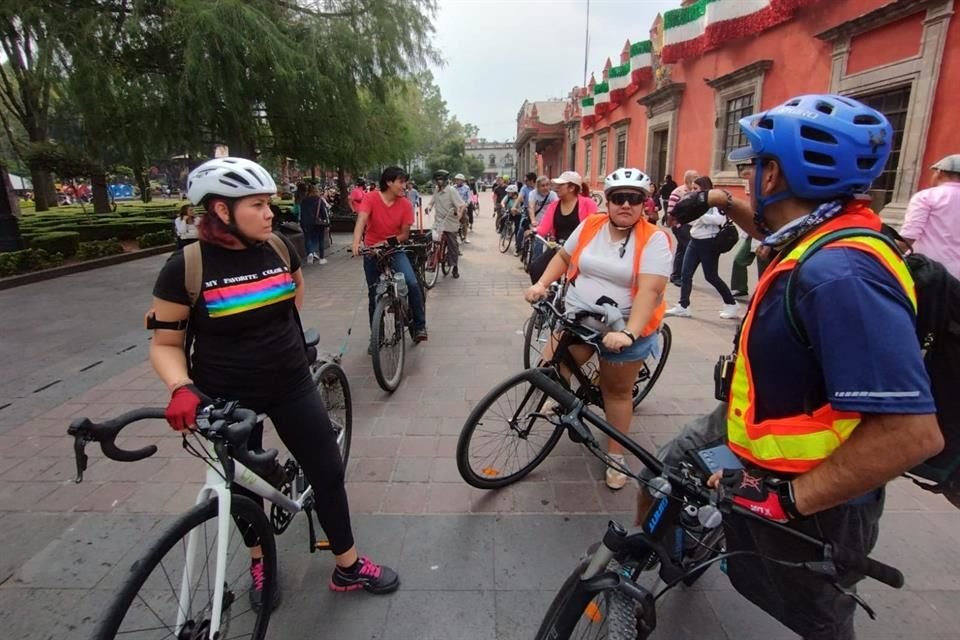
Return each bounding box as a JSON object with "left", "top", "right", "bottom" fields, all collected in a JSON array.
[
  {"left": 900, "top": 154, "right": 960, "bottom": 278},
  {"left": 535, "top": 171, "right": 598, "bottom": 244}
]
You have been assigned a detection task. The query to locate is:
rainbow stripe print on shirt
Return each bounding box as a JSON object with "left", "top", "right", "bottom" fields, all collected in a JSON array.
[{"left": 203, "top": 272, "right": 296, "bottom": 318}]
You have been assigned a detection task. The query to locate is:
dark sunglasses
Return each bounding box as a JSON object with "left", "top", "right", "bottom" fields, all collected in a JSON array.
[{"left": 607, "top": 191, "right": 646, "bottom": 206}]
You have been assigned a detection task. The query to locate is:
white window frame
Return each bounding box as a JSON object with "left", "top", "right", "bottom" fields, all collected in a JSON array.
[{"left": 707, "top": 60, "right": 771, "bottom": 184}]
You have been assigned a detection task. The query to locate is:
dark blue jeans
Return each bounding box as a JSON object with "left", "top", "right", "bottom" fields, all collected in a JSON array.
[
  {"left": 516, "top": 216, "right": 530, "bottom": 253},
  {"left": 679, "top": 237, "right": 736, "bottom": 308},
  {"left": 363, "top": 251, "right": 426, "bottom": 331},
  {"left": 302, "top": 225, "right": 323, "bottom": 258}
]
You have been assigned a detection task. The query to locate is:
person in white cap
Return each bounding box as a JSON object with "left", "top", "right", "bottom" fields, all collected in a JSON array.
[
  {"left": 453, "top": 173, "right": 472, "bottom": 243},
  {"left": 900, "top": 154, "right": 960, "bottom": 278},
  {"left": 536, "top": 171, "right": 598, "bottom": 245}
]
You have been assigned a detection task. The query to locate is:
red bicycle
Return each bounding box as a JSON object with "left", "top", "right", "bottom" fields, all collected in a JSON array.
[{"left": 424, "top": 232, "right": 454, "bottom": 289}]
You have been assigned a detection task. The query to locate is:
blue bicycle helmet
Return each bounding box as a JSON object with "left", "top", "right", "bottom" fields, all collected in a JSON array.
[{"left": 728, "top": 94, "right": 892, "bottom": 227}]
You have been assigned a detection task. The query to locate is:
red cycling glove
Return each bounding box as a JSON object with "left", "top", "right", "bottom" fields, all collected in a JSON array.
[
  {"left": 165, "top": 384, "right": 209, "bottom": 431},
  {"left": 719, "top": 468, "right": 800, "bottom": 523}
]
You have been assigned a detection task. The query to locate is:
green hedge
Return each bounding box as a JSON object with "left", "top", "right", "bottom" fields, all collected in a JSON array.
[
  {"left": 138, "top": 230, "right": 175, "bottom": 249},
  {"left": 76, "top": 239, "right": 124, "bottom": 260},
  {"left": 30, "top": 231, "right": 81, "bottom": 257},
  {"left": 0, "top": 248, "right": 65, "bottom": 277}
]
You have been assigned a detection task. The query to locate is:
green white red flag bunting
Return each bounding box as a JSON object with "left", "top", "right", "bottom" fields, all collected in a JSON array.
[
  {"left": 581, "top": 96, "right": 596, "bottom": 127},
  {"left": 629, "top": 40, "right": 653, "bottom": 85},
  {"left": 593, "top": 81, "right": 611, "bottom": 115},
  {"left": 662, "top": 0, "right": 806, "bottom": 64},
  {"left": 609, "top": 63, "right": 631, "bottom": 103}
]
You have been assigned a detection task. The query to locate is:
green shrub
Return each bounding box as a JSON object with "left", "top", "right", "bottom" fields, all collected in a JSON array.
[
  {"left": 30, "top": 231, "right": 80, "bottom": 257},
  {"left": 76, "top": 239, "right": 125, "bottom": 260},
  {"left": 138, "top": 230, "right": 175, "bottom": 248},
  {"left": 0, "top": 249, "right": 65, "bottom": 277}
]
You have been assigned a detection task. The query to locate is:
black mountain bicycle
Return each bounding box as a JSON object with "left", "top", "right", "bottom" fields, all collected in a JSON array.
[
  {"left": 520, "top": 369, "right": 904, "bottom": 640},
  {"left": 497, "top": 210, "right": 516, "bottom": 253},
  {"left": 458, "top": 298, "right": 671, "bottom": 489},
  {"left": 361, "top": 239, "right": 429, "bottom": 392}
]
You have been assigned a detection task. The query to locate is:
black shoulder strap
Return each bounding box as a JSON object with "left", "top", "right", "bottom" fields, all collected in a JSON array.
[{"left": 784, "top": 227, "right": 903, "bottom": 346}]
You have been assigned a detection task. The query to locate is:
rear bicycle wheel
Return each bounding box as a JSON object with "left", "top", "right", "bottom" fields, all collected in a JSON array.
[
  {"left": 457, "top": 368, "right": 564, "bottom": 489},
  {"left": 371, "top": 295, "right": 406, "bottom": 392},
  {"left": 632, "top": 324, "right": 672, "bottom": 408},
  {"left": 95, "top": 495, "right": 275, "bottom": 640},
  {"left": 425, "top": 244, "right": 441, "bottom": 289},
  {"left": 314, "top": 361, "right": 353, "bottom": 465},
  {"left": 522, "top": 308, "right": 552, "bottom": 369}
]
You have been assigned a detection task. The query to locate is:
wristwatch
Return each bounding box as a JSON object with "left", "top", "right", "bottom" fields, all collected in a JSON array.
[
  {"left": 774, "top": 479, "right": 803, "bottom": 519},
  {"left": 620, "top": 329, "right": 637, "bottom": 345}
]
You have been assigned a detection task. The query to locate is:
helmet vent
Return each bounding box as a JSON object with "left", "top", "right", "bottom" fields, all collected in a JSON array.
[
  {"left": 853, "top": 114, "right": 882, "bottom": 125},
  {"left": 815, "top": 101, "right": 834, "bottom": 115},
  {"left": 222, "top": 171, "right": 251, "bottom": 187},
  {"left": 857, "top": 156, "right": 881, "bottom": 170},
  {"left": 809, "top": 176, "right": 838, "bottom": 186},
  {"left": 785, "top": 98, "right": 801, "bottom": 106},
  {"left": 804, "top": 151, "right": 836, "bottom": 167},
  {"left": 800, "top": 126, "right": 837, "bottom": 144},
  {"left": 758, "top": 117, "right": 774, "bottom": 130}
]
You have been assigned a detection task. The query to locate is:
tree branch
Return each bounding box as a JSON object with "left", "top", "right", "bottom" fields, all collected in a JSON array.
[{"left": 275, "top": 0, "right": 371, "bottom": 19}]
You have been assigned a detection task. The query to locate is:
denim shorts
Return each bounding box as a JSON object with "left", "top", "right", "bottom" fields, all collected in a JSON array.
[{"left": 587, "top": 331, "right": 661, "bottom": 364}]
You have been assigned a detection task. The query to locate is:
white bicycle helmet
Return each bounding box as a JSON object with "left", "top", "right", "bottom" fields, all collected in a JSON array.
[
  {"left": 604, "top": 167, "right": 652, "bottom": 195},
  {"left": 506, "top": 184, "right": 518, "bottom": 194},
  {"left": 186, "top": 157, "right": 277, "bottom": 205}
]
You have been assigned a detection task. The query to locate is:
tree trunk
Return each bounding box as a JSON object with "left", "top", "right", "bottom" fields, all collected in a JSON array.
[
  {"left": 135, "top": 168, "right": 152, "bottom": 203},
  {"left": 336, "top": 167, "right": 347, "bottom": 212},
  {"left": 0, "top": 164, "right": 24, "bottom": 251},
  {"left": 30, "top": 167, "right": 52, "bottom": 211},
  {"left": 91, "top": 171, "right": 111, "bottom": 213}
]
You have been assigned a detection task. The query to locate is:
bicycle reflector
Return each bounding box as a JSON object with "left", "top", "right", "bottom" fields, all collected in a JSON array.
[
  {"left": 584, "top": 601, "right": 603, "bottom": 623},
  {"left": 481, "top": 467, "right": 501, "bottom": 477}
]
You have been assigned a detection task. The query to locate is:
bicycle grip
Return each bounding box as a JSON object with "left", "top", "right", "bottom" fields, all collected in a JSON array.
[
  {"left": 831, "top": 545, "right": 904, "bottom": 589},
  {"left": 528, "top": 369, "right": 579, "bottom": 414},
  {"left": 100, "top": 439, "right": 158, "bottom": 462}
]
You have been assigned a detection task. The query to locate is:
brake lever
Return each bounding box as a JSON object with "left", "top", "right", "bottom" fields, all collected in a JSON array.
[
  {"left": 72, "top": 437, "right": 89, "bottom": 483},
  {"left": 832, "top": 583, "right": 877, "bottom": 620}
]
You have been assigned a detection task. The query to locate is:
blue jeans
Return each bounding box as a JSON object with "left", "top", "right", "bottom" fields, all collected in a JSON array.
[
  {"left": 516, "top": 216, "right": 530, "bottom": 252},
  {"left": 303, "top": 225, "right": 323, "bottom": 258},
  {"left": 363, "top": 252, "right": 426, "bottom": 332},
  {"left": 679, "top": 237, "right": 736, "bottom": 308}
]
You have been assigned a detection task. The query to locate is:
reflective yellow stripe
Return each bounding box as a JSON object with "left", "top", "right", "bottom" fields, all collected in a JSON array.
[
  {"left": 832, "top": 237, "right": 917, "bottom": 309},
  {"left": 727, "top": 417, "right": 859, "bottom": 463}
]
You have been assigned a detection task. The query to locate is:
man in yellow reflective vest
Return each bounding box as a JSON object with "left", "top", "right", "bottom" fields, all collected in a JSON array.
[{"left": 639, "top": 94, "right": 943, "bottom": 639}]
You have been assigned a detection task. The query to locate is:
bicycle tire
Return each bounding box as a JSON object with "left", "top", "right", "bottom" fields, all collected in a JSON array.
[
  {"left": 522, "top": 308, "right": 551, "bottom": 370},
  {"left": 371, "top": 295, "right": 406, "bottom": 392},
  {"left": 499, "top": 220, "right": 514, "bottom": 253},
  {"left": 95, "top": 495, "right": 275, "bottom": 640},
  {"left": 458, "top": 223, "right": 467, "bottom": 243},
  {"left": 314, "top": 362, "right": 353, "bottom": 466},
  {"left": 426, "top": 244, "right": 441, "bottom": 289},
  {"left": 535, "top": 558, "right": 640, "bottom": 640},
  {"left": 457, "top": 368, "right": 564, "bottom": 489},
  {"left": 631, "top": 324, "right": 672, "bottom": 408},
  {"left": 441, "top": 257, "right": 450, "bottom": 276}
]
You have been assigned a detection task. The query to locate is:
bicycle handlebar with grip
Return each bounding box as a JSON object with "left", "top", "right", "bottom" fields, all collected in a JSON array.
[
  {"left": 68, "top": 408, "right": 166, "bottom": 462},
  {"left": 527, "top": 369, "right": 581, "bottom": 415},
  {"left": 216, "top": 407, "right": 279, "bottom": 470},
  {"left": 830, "top": 545, "right": 904, "bottom": 589}
]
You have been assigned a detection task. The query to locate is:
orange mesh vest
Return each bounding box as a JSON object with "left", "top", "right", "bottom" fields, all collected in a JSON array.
[
  {"left": 566, "top": 214, "right": 669, "bottom": 337},
  {"left": 726, "top": 203, "right": 918, "bottom": 473}
]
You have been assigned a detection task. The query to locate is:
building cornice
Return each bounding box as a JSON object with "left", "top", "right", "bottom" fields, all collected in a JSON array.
[
  {"left": 815, "top": 0, "right": 943, "bottom": 41},
  {"left": 705, "top": 60, "right": 773, "bottom": 90},
  {"left": 636, "top": 82, "right": 686, "bottom": 118}
]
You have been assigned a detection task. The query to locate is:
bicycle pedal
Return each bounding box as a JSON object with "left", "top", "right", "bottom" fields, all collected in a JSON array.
[{"left": 315, "top": 540, "right": 332, "bottom": 551}]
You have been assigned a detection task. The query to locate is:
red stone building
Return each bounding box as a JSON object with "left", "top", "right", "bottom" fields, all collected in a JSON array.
[{"left": 522, "top": 0, "right": 960, "bottom": 223}]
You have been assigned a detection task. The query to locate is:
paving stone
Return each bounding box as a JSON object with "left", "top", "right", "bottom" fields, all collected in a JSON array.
[
  {"left": 396, "top": 515, "right": 494, "bottom": 590},
  {"left": 383, "top": 590, "right": 496, "bottom": 640},
  {"left": 494, "top": 590, "right": 556, "bottom": 640},
  {"left": 0, "top": 513, "right": 78, "bottom": 584}
]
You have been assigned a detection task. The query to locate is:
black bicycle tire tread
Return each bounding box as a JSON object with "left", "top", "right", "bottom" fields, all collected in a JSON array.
[
  {"left": 456, "top": 369, "right": 564, "bottom": 489},
  {"left": 522, "top": 309, "right": 547, "bottom": 370},
  {"left": 95, "top": 495, "right": 275, "bottom": 640},
  {"left": 426, "top": 247, "right": 440, "bottom": 289},
  {"left": 534, "top": 559, "right": 596, "bottom": 640},
  {"left": 371, "top": 297, "right": 405, "bottom": 392},
  {"left": 315, "top": 362, "right": 353, "bottom": 466}
]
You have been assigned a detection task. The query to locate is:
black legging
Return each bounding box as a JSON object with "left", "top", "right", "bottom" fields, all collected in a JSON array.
[{"left": 235, "top": 378, "right": 354, "bottom": 555}]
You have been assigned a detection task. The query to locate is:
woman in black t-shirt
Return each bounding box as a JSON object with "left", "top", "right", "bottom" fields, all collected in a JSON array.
[{"left": 150, "top": 158, "right": 399, "bottom": 609}]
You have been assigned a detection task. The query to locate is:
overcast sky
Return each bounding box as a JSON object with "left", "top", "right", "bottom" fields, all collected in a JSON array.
[{"left": 429, "top": 0, "right": 677, "bottom": 142}]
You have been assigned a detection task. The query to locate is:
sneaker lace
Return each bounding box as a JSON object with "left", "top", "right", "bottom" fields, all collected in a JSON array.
[
  {"left": 358, "top": 557, "right": 382, "bottom": 579},
  {"left": 250, "top": 560, "right": 266, "bottom": 591}
]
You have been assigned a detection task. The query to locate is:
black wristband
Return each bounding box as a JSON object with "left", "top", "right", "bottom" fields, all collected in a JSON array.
[
  {"left": 777, "top": 480, "right": 803, "bottom": 519},
  {"left": 621, "top": 329, "right": 637, "bottom": 344},
  {"left": 717, "top": 189, "right": 734, "bottom": 215}
]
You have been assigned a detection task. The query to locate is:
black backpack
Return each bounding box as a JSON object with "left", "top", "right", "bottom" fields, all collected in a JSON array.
[{"left": 785, "top": 226, "right": 960, "bottom": 500}]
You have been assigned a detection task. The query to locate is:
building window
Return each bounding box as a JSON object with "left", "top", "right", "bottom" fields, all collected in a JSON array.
[
  {"left": 721, "top": 94, "right": 754, "bottom": 170},
  {"left": 584, "top": 139, "right": 592, "bottom": 178},
  {"left": 615, "top": 129, "right": 627, "bottom": 168},
  {"left": 598, "top": 139, "right": 608, "bottom": 178},
  {"left": 858, "top": 86, "right": 911, "bottom": 208},
  {"left": 488, "top": 154, "right": 496, "bottom": 168},
  {"left": 504, "top": 153, "right": 514, "bottom": 167}
]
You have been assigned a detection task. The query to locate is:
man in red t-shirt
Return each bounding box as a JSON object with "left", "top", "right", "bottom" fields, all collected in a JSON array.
[
  {"left": 349, "top": 179, "right": 366, "bottom": 214},
  {"left": 352, "top": 167, "right": 427, "bottom": 342}
]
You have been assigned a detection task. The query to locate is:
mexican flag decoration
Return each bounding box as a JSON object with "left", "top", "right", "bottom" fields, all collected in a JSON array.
[
  {"left": 662, "top": 0, "right": 806, "bottom": 64},
  {"left": 609, "top": 63, "right": 631, "bottom": 104},
  {"left": 593, "top": 81, "right": 611, "bottom": 116},
  {"left": 629, "top": 40, "right": 653, "bottom": 85},
  {"left": 581, "top": 96, "right": 595, "bottom": 128}
]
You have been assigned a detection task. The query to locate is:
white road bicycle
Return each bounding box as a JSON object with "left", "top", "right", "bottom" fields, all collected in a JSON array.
[{"left": 67, "top": 334, "right": 351, "bottom": 640}]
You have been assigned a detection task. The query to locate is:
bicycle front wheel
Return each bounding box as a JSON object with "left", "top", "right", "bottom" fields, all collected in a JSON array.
[
  {"left": 315, "top": 361, "right": 353, "bottom": 465},
  {"left": 631, "top": 324, "right": 672, "bottom": 408},
  {"left": 535, "top": 559, "right": 642, "bottom": 640},
  {"left": 522, "top": 308, "right": 552, "bottom": 369},
  {"left": 95, "top": 495, "right": 276, "bottom": 640},
  {"left": 499, "top": 220, "right": 514, "bottom": 253},
  {"left": 426, "top": 244, "right": 441, "bottom": 289},
  {"left": 457, "top": 368, "right": 564, "bottom": 489},
  {"left": 371, "top": 296, "right": 406, "bottom": 392}
]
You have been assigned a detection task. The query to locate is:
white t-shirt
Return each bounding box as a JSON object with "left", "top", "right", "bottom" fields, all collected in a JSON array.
[
  {"left": 563, "top": 221, "right": 673, "bottom": 324},
  {"left": 528, "top": 190, "right": 558, "bottom": 223}
]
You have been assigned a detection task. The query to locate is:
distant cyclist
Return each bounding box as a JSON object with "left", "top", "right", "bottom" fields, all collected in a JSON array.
[
  {"left": 150, "top": 158, "right": 400, "bottom": 609},
  {"left": 454, "top": 173, "right": 473, "bottom": 243},
  {"left": 426, "top": 169, "right": 465, "bottom": 278}
]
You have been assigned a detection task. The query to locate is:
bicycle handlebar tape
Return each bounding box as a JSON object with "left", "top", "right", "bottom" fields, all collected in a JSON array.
[
  {"left": 830, "top": 545, "right": 904, "bottom": 589},
  {"left": 96, "top": 408, "right": 166, "bottom": 462},
  {"left": 529, "top": 369, "right": 580, "bottom": 414},
  {"left": 671, "top": 191, "right": 711, "bottom": 225}
]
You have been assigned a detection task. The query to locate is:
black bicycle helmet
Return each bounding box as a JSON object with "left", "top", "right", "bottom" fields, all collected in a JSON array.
[{"left": 433, "top": 169, "right": 450, "bottom": 180}]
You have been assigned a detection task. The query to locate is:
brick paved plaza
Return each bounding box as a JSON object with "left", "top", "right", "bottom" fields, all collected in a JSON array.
[{"left": 1, "top": 199, "right": 958, "bottom": 639}]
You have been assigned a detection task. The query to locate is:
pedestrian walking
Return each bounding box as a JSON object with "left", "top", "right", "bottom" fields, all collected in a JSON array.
[
  {"left": 666, "top": 170, "right": 698, "bottom": 285},
  {"left": 174, "top": 204, "right": 199, "bottom": 249},
  {"left": 660, "top": 174, "right": 677, "bottom": 214},
  {"left": 300, "top": 184, "right": 326, "bottom": 264},
  {"left": 900, "top": 153, "right": 960, "bottom": 278}
]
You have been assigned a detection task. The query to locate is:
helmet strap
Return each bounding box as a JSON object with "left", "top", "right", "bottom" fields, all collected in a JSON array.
[
  {"left": 217, "top": 199, "right": 255, "bottom": 248},
  {"left": 752, "top": 159, "right": 791, "bottom": 235}
]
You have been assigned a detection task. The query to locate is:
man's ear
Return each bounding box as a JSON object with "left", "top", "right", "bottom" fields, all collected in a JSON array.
[{"left": 763, "top": 159, "right": 786, "bottom": 197}]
